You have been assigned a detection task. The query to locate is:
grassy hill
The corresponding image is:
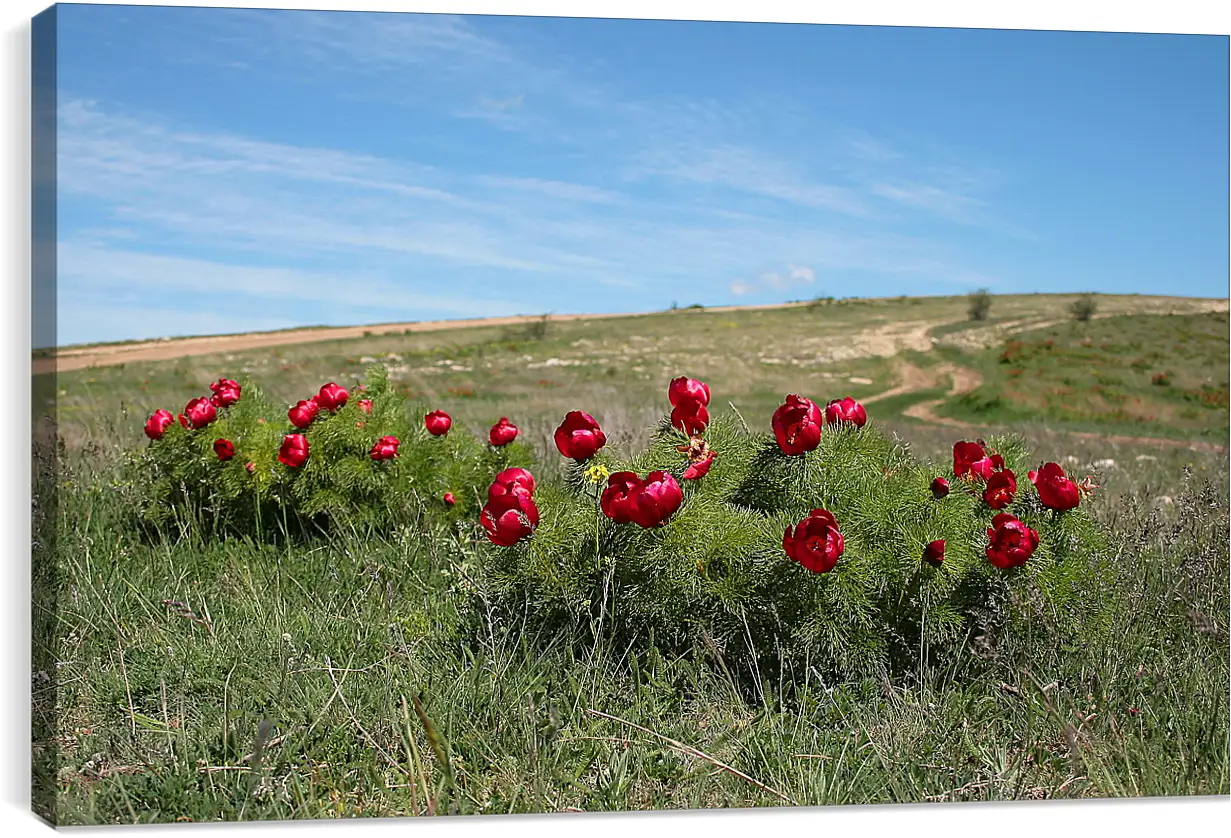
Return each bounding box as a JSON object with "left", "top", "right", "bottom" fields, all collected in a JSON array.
[{"left": 35, "top": 292, "right": 1229, "bottom": 822}]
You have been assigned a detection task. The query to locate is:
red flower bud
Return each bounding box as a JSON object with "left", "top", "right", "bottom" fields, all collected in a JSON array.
[
  {"left": 214, "top": 438, "right": 235, "bottom": 461},
  {"left": 209, "top": 378, "right": 241, "bottom": 408},
  {"left": 682, "top": 451, "right": 715, "bottom": 480},
  {"left": 986, "top": 512, "right": 1039, "bottom": 569},
  {"left": 670, "top": 403, "right": 710, "bottom": 436},
  {"left": 443, "top": 492, "right": 456, "bottom": 506},
  {"left": 481, "top": 493, "right": 539, "bottom": 546},
  {"left": 923, "top": 539, "right": 946, "bottom": 567},
  {"left": 488, "top": 467, "right": 536, "bottom": 505},
  {"left": 278, "top": 434, "right": 309, "bottom": 468},
  {"left": 772, "top": 394, "right": 823, "bottom": 456},
  {"left": 317, "top": 382, "right": 349, "bottom": 412},
  {"left": 629, "top": 470, "right": 683, "bottom": 528},
  {"left": 245, "top": 461, "right": 255, "bottom": 474},
  {"left": 288, "top": 398, "right": 319, "bottom": 429},
  {"left": 184, "top": 397, "right": 217, "bottom": 429},
  {"left": 930, "top": 476, "right": 950, "bottom": 499},
  {"left": 144, "top": 409, "right": 174, "bottom": 440},
  {"left": 489, "top": 416, "right": 519, "bottom": 446},
  {"left": 824, "top": 396, "right": 867, "bottom": 428},
  {"left": 425, "top": 409, "right": 451, "bottom": 436},
  {"left": 983, "top": 469, "right": 1017, "bottom": 510},
  {"left": 358, "top": 399, "right": 373, "bottom": 415},
  {"left": 1028, "top": 462, "right": 1081, "bottom": 512},
  {"left": 370, "top": 435, "right": 399, "bottom": 461},
  {"left": 783, "top": 508, "right": 844, "bottom": 573},
  {"left": 668, "top": 376, "right": 711, "bottom": 411},
  {"left": 953, "top": 440, "right": 994, "bottom": 480},
  {"left": 600, "top": 472, "right": 643, "bottom": 524},
  {"left": 178, "top": 414, "right": 188, "bottom": 429},
  {"left": 554, "top": 411, "right": 607, "bottom": 460}
]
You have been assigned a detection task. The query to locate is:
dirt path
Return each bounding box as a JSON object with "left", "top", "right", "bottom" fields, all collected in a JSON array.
[
  {"left": 902, "top": 365, "right": 983, "bottom": 427},
  {"left": 861, "top": 362, "right": 940, "bottom": 405},
  {"left": 867, "top": 360, "right": 1226, "bottom": 454}
]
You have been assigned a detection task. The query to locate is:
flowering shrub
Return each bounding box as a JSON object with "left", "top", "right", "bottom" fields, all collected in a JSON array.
[
  {"left": 469, "top": 380, "right": 1111, "bottom": 680},
  {"left": 125, "top": 363, "right": 1112, "bottom": 681},
  {"left": 125, "top": 366, "right": 530, "bottom": 536}
]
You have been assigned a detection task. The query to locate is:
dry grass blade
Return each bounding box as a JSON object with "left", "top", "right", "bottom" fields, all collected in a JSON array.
[
  {"left": 410, "top": 693, "right": 453, "bottom": 787},
  {"left": 585, "top": 708, "right": 796, "bottom": 805},
  {"left": 400, "top": 696, "right": 435, "bottom": 816}
]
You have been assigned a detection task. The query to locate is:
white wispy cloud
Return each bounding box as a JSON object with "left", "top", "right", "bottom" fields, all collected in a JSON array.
[
  {"left": 631, "top": 143, "right": 876, "bottom": 217},
  {"left": 52, "top": 10, "right": 1027, "bottom": 343},
  {"left": 729, "top": 263, "right": 816, "bottom": 296}
]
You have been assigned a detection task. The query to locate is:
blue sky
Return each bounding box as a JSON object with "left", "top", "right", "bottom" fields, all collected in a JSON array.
[{"left": 50, "top": 4, "right": 1229, "bottom": 346}]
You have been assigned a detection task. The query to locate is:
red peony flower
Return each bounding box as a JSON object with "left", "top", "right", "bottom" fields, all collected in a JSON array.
[
  {"left": 783, "top": 508, "right": 845, "bottom": 573},
  {"left": 554, "top": 411, "right": 607, "bottom": 460},
  {"left": 424, "top": 409, "right": 451, "bottom": 436},
  {"left": 489, "top": 417, "right": 519, "bottom": 446},
  {"left": 668, "top": 376, "right": 711, "bottom": 411},
  {"left": 772, "top": 394, "right": 823, "bottom": 456},
  {"left": 209, "top": 378, "right": 241, "bottom": 408},
  {"left": 288, "top": 398, "right": 319, "bottom": 429},
  {"left": 317, "top": 382, "right": 349, "bottom": 412},
  {"left": 953, "top": 440, "right": 995, "bottom": 480},
  {"left": 184, "top": 397, "right": 217, "bottom": 429},
  {"left": 682, "top": 452, "right": 715, "bottom": 480},
  {"left": 600, "top": 472, "right": 644, "bottom": 524},
  {"left": 629, "top": 470, "right": 684, "bottom": 528},
  {"left": 144, "top": 409, "right": 174, "bottom": 440},
  {"left": 824, "top": 396, "right": 867, "bottom": 428},
  {"left": 930, "top": 476, "right": 951, "bottom": 499},
  {"left": 983, "top": 469, "right": 1017, "bottom": 510},
  {"left": 370, "top": 435, "right": 400, "bottom": 461},
  {"left": 214, "top": 438, "right": 235, "bottom": 461},
  {"left": 177, "top": 414, "right": 189, "bottom": 429},
  {"left": 986, "top": 512, "right": 1039, "bottom": 569},
  {"left": 923, "top": 539, "right": 946, "bottom": 567},
  {"left": 1028, "top": 462, "right": 1081, "bottom": 512},
  {"left": 278, "top": 434, "right": 309, "bottom": 468},
  {"left": 670, "top": 403, "right": 710, "bottom": 436},
  {"left": 481, "top": 493, "right": 539, "bottom": 546},
  {"left": 443, "top": 492, "right": 456, "bottom": 506},
  {"left": 358, "top": 399, "right": 373, "bottom": 415},
  {"left": 488, "top": 467, "right": 537, "bottom": 505}
]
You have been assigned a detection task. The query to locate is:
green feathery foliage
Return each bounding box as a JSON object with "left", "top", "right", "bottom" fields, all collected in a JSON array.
[
  {"left": 471, "top": 407, "right": 1113, "bottom": 683},
  {"left": 123, "top": 365, "right": 521, "bottom": 539}
]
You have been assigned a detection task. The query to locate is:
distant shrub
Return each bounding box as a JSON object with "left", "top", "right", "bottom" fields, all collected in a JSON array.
[
  {"left": 1152, "top": 372, "right": 1171, "bottom": 387},
  {"left": 968, "top": 288, "right": 993, "bottom": 321},
  {"left": 1069, "top": 294, "right": 1098, "bottom": 322},
  {"left": 526, "top": 314, "right": 550, "bottom": 341}
]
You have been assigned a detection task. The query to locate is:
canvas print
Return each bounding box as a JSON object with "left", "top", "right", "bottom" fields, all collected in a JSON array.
[{"left": 30, "top": 2, "right": 1229, "bottom": 825}]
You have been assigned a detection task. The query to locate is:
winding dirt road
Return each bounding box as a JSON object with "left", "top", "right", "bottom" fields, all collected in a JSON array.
[{"left": 34, "top": 295, "right": 1228, "bottom": 454}]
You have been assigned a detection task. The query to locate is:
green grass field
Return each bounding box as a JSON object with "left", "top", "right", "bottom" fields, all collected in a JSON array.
[{"left": 34, "top": 292, "right": 1229, "bottom": 823}]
